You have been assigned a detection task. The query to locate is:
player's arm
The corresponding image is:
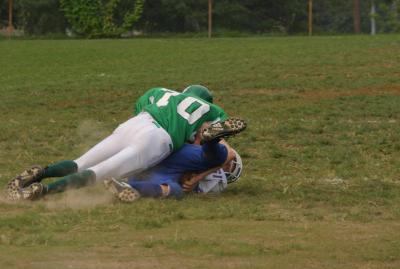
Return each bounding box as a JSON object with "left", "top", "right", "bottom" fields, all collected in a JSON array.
[
  {"left": 218, "top": 139, "right": 236, "bottom": 165},
  {"left": 181, "top": 167, "right": 219, "bottom": 192},
  {"left": 181, "top": 143, "right": 235, "bottom": 192}
]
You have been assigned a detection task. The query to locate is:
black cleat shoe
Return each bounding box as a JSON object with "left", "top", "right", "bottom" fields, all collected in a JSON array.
[
  {"left": 6, "top": 165, "right": 44, "bottom": 201},
  {"left": 201, "top": 117, "right": 247, "bottom": 143},
  {"left": 103, "top": 178, "right": 140, "bottom": 203}
]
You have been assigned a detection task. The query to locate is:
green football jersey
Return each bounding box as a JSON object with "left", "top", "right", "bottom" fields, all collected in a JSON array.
[
  {"left": 135, "top": 87, "right": 228, "bottom": 151},
  {"left": 134, "top": 87, "right": 167, "bottom": 115}
]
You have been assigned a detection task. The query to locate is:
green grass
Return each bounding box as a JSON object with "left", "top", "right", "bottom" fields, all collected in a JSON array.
[{"left": 1, "top": 35, "right": 400, "bottom": 268}]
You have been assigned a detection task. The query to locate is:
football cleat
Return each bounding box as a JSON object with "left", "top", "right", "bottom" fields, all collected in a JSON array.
[
  {"left": 20, "top": 183, "right": 46, "bottom": 201},
  {"left": 202, "top": 117, "right": 247, "bottom": 143},
  {"left": 8, "top": 165, "right": 44, "bottom": 188},
  {"left": 6, "top": 181, "right": 21, "bottom": 201},
  {"left": 6, "top": 165, "right": 44, "bottom": 201},
  {"left": 103, "top": 178, "right": 140, "bottom": 203}
]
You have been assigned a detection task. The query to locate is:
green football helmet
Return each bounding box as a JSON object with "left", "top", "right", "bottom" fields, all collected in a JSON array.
[{"left": 182, "top": 85, "right": 213, "bottom": 103}]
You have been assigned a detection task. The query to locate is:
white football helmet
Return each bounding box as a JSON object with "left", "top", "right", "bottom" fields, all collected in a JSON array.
[{"left": 225, "top": 150, "right": 243, "bottom": 184}]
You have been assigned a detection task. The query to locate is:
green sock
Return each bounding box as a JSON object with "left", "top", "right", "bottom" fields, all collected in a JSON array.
[
  {"left": 46, "top": 170, "right": 96, "bottom": 194},
  {"left": 42, "top": 160, "right": 78, "bottom": 179}
]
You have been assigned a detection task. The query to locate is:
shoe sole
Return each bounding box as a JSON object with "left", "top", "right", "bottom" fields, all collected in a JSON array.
[
  {"left": 6, "top": 165, "right": 43, "bottom": 189},
  {"left": 104, "top": 178, "right": 140, "bottom": 203},
  {"left": 103, "top": 178, "right": 120, "bottom": 196},
  {"left": 20, "top": 183, "right": 44, "bottom": 201},
  {"left": 6, "top": 180, "right": 22, "bottom": 201},
  {"left": 202, "top": 118, "right": 247, "bottom": 142},
  {"left": 5, "top": 165, "right": 44, "bottom": 201},
  {"left": 118, "top": 188, "right": 140, "bottom": 203}
]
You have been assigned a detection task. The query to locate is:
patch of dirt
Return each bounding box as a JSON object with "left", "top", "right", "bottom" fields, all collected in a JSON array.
[
  {"left": 233, "top": 88, "right": 294, "bottom": 96},
  {"left": 0, "top": 193, "right": 32, "bottom": 217},
  {"left": 42, "top": 184, "right": 114, "bottom": 211},
  {"left": 0, "top": 184, "right": 114, "bottom": 212},
  {"left": 233, "top": 85, "right": 400, "bottom": 100},
  {"left": 297, "top": 85, "right": 400, "bottom": 100}
]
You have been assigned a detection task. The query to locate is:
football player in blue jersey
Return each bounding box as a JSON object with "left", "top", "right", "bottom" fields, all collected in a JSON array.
[{"left": 104, "top": 123, "right": 243, "bottom": 202}]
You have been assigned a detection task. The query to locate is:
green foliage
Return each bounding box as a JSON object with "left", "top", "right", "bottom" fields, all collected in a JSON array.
[
  {"left": 1, "top": 0, "right": 400, "bottom": 35},
  {"left": 377, "top": 0, "right": 400, "bottom": 32},
  {"left": 60, "top": 0, "right": 145, "bottom": 37},
  {"left": 122, "top": 0, "right": 144, "bottom": 31}
]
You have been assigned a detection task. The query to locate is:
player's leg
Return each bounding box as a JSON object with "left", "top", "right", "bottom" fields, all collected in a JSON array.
[
  {"left": 54, "top": 116, "right": 154, "bottom": 174},
  {"left": 18, "top": 140, "right": 164, "bottom": 201},
  {"left": 128, "top": 181, "right": 163, "bottom": 198},
  {"left": 19, "top": 170, "right": 96, "bottom": 200},
  {"left": 6, "top": 116, "right": 134, "bottom": 199},
  {"left": 6, "top": 123, "right": 128, "bottom": 200},
  {"left": 6, "top": 161, "right": 77, "bottom": 190},
  {"left": 73, "top": 125, "right": 131, "bottom": 171},
  {"left": 42, "top": 160, "right": 78, "bottom": 178},
  {"left": 105, "top": 178, "right": 183, "bottom": 202},
  {"left": 127, "top": 181, "right": 182, "bottom": 199},
  {"left": 15, "top": 113, "right": 172, "bottom": 201},
  {"left": 7, "top": 115, "right": 143, "bottom": 200},
  {"left": 89, "top": 124, "right": 172, "bottom": 180},
  {"left": 20, "top": 118, "right": 172, "bottom": 200},
  {"left": 74, "top": 113, "right": 163, "bottom": 172}
]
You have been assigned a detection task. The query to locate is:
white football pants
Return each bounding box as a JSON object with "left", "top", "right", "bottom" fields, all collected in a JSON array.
[{"left": 74, "top": 112, "right": 172, "bottom": 181}]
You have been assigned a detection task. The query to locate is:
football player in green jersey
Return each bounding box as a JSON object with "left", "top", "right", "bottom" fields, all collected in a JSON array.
[
  {"left": 134, "top": 86, "right": 227, "bottom": 150},
  {"left": 7, "top": 85, "right": 246, "bottom": 201}
]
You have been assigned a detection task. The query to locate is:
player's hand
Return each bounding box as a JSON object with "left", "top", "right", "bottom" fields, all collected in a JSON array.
[
  {"left": 181, "top": 172, "right": 202, "bottom": 192},
  {"left": 182, "top": 178, "right": 197, "bottom": 192}
]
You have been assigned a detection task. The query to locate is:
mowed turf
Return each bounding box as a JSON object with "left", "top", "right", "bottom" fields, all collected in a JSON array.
[{"left": 1, "top": 35, "right": 400, "bottom": 269}]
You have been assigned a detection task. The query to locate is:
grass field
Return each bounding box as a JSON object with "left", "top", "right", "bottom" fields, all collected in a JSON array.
[{"left": 1, "top": 35, "right": 400, "bottom": 269}]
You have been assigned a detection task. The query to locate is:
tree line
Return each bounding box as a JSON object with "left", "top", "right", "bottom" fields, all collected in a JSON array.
[{"left": 0, "top": 0, "right": 399, "bottom": 37}]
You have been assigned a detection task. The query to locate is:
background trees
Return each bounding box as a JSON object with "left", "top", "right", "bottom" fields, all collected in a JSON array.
[
  {"left": 60, "top": 0, "right": 144, "bottom": 37},
  {"left": 0, "top": 0, "right": 399, "bottom": 37}
]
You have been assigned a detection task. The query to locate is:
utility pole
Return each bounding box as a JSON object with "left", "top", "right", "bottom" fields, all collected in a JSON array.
[
  {"left": 370, "top": 1, "right": 376, "bottom": 35},
  {"left": 208, "top": 0, "right": 213, "bottom": 38},
  {"left": 308, "top": 0, "right": 313, "bottom": 36},
  {"left": 8, "top": 0, "right": 14, "bottom": 37},
  {"left": 353, "top": 0, "right": 361, "bottom": 33}
]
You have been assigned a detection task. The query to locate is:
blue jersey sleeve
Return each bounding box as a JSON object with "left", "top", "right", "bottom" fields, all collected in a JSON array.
[
  {"left": 163, "top": 143, "right": 227, "bottom": 172},
  {"left": 201, "top": 141, "right": 228, "bottom": 167}
]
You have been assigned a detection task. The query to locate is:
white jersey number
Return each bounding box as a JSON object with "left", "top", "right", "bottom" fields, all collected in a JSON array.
[
  {"left": 156, "top": 90, "right": 210, "bottom": 124},
  {"left": 177, "top": 97, "right": 210, "bottom": 124},
  {"left": 156, "top": 91, "right": 180, "bottom": 106}
]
